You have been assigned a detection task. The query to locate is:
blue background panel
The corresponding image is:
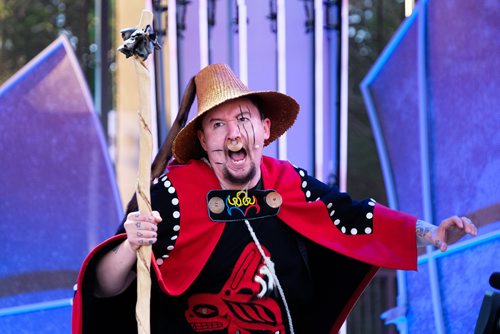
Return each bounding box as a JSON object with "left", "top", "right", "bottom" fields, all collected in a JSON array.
[
  {"left": 406, "top": 264, "right": 433, "bottom": 334},
  {"left": 362, "top": 0, "right": 500, "bottom": 332},
  {"left": 426, "top": 0, "right": 500, "bottom": 224},
  {"left": 437, "top": 237, "right": 500, "bottom": 333},
  {"left": 0, "top": 36, "right": 122, "bottom": 332},
  {"left": 365, "top": 13, "right": 423, "bottom": 217},
  {"left": 1, "top": 306, "right": 71, "bottom": 333}
]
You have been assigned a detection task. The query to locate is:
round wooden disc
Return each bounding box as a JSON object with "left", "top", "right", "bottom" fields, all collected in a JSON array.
[
  {"left": 265, "top": 191, "right": 282, "bottom": 209},
  {"left": 208, "top": 196, "right": 225, "bottom": 214}
]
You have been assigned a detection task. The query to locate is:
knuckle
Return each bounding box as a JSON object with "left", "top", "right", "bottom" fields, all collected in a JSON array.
[{"left": 127, "top": 211, "right": 139, "bottom": 219}]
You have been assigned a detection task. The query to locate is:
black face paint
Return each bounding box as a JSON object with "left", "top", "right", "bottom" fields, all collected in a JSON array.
[
  {"left": 237, "top": 106, "right": 247, "bottom": 142},
  {"left": 238, "top": 105, "right": 256, "bottom": 146},
  {"left": 249, "top": 121, "right": 256, "bottom": 146}
]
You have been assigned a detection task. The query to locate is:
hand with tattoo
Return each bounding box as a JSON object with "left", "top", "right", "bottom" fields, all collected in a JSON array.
[
  {"left": 123, "top": 211, "right": 162, "bottom": 250},
  {"left": 416, "top": 216, "right": 477, "bottom": 251}
]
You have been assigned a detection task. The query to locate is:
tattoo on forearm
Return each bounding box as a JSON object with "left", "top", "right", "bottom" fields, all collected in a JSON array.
[
  {"left": 416, "top": 220, "right": 432, "bottom": 238},
  {"left": 416, "top": 219, "right": 434, "bottom": 247}
]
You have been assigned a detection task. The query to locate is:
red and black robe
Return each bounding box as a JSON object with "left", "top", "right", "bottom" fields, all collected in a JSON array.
[{"left": 72, "top": 156, "right": 416, "bottom": 333}]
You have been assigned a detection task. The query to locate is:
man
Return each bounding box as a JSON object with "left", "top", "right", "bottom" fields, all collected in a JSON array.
[{"left": 72, "top": 64, "right": 477, "bottom": 333}]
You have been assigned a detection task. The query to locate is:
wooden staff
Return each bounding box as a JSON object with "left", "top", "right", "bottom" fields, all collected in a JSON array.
[
  {"left": 133, "top": 12, "right": 153, "bottom": 334},
  {"left": 119, "top": 10, "right": 156, "bottom": 334}
]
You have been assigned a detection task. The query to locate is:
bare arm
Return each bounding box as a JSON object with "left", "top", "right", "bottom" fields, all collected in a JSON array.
[
  {"left": 416, "top": 216, "right": 477, "bottom": 251},
  {"left": 94, "top": 211, "right": 162, "bottom": 297}
]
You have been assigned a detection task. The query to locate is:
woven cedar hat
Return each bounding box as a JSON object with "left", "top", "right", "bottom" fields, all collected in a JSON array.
[{"left": 172, "top": 64, "right": 300, "bottom": 164}]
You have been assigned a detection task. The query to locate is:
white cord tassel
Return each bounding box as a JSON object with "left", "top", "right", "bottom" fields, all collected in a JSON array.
[{"left": 244, "top": 219, "right": 295, "bottom": 334}]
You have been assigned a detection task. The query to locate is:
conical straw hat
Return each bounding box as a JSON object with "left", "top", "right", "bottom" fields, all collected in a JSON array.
[{"left": 172, "top": 64, "right": 299, "bottom": 164}]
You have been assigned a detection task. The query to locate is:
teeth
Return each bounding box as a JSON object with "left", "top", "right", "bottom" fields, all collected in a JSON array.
[{"left": 227, "top": 140, "right": 243, "bottom": 152}]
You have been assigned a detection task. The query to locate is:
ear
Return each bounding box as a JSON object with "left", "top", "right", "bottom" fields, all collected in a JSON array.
[
  {"left": 262, "top": 118, "right": 271, "bottom": 141},
  {"left": 197, "top": 129, "right": 208, "bottom": 151}
]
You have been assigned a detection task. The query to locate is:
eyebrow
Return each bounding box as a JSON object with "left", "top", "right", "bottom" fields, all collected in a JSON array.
[
  {"left": 237, "top": 110, "right": 252, "bottom": 117},
  {"left": 206, "top": 110, "right": 252, "bottom": 124}
]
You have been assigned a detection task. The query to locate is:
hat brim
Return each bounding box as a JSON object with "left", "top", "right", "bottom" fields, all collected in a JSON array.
[{"left": 172, "top": 91, "right": 299, "bottom": 164}]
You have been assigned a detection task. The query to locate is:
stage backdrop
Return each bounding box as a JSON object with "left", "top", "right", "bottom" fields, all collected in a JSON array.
[
  {"left": 0, "top": 36, "right": 123, "bottom": 333},
  {"left": 361, "top": 0, "right": 500, "bottom": 333}
]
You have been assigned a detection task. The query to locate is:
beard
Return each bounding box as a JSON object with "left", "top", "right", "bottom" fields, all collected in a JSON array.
[{"left": 222, "top": 161, "right": 257, "bottom": 186}]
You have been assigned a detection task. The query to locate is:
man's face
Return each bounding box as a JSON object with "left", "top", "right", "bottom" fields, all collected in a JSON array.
[{"left": 197, "top": 98, "right": 270, "bottom": 189}]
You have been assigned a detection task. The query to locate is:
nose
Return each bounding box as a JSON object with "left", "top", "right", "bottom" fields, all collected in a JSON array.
[{"left": 226, "top": 119, "right": 241, "bottom": 140}]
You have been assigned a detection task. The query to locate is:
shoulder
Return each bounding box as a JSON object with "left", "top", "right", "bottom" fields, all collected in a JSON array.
[
  {"left": 151, "top": 158, "right": 219, "bottom": 210},
  {"left": 151, "top": 173, "right": 181, "bottom": 218},
  {"left": 150, "top": 173, "right": 182, "bottom": 260}
]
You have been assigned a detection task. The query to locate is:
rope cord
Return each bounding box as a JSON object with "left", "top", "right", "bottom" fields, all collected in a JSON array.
[{"left": 243, "top": 219, "right": 295, "bottom": 334}]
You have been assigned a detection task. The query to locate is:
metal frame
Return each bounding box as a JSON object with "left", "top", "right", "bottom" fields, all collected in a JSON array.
[
  {"left": 416, "top": 1, "right": 446, "bottom": 332},
  {"left": 277, "top": 0, "right": 288, "bottom": 160},
  {"left": 236, "top": 0, "right": 248, "bottom": 85},
  {"left": 168, "top": 0, "right": 180, "bottom": 126},
  {"left": 199, "top": 0, "right": 209, "bottom": 68},
  {"left": 313, "top": 0, "right": 325, "bottom": 181}
]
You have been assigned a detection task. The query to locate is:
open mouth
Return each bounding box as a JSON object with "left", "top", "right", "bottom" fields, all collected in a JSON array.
[
  {"left": 228, "top": 148, "right": 247, "bottom": 163},
  {"left": 227, "top": 140, "right": 247, "bottom": 164}
]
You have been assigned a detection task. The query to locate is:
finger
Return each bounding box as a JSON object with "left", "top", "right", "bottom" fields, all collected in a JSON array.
[
  {"left": 432, "top": 226, "right": 448, "bottom": 251},
  {"left": 434, "top": 239, "right": 448, "bottom": 252},
  {"left": 461, "top": 216, "right": 472, "bottom": 224},
  {"left": 138, "top": 239, "right": 155, "bottom": 246},
  {"left": 124, "top": 219, "right": 158, "bottom": 232},
  {"left": 138, "top": 237, "right": 157, "bottom": 246},
  {"left": 449, "top": 215, "right": 464, "bottom": 229},
  {"left": 152, "top": 210, "right": 163, "bottom": 223},
  {"left": 461, "top": 217, "right": 471, "bottom": 233},
  {"left": 131, "top": 232, "right": 158, "bottom": 247},
  {"left": 136, "top": 221, "right": 158, "bottom": 232},
  {"left": 471, "top": 223, "right": 478, "bottom": 236},
  {"left": 127, "top": 211, "right": 157, "bottom": 223},
  {"left": 439, "top": 216, "right": 459, "bottom": 231},
  {"left": 125, "top": 211, "right": 158, "bottom": 225},
  {"left": 461, "top": 216, "right": 478, "bottom": 236},
  {"left": 127, "top": 211, "right": 144, "bottom": 220},
  {"left": 136, "top": 230, "right": 157, "bottom": 239}
]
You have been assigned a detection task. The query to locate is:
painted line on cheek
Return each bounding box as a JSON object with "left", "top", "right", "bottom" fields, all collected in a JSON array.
[
  {"left": 249, "top": 122, "right": 256, "bottom": 146},
  {"left": 241, "top": 123, "right": 251, "bottom": 144}
]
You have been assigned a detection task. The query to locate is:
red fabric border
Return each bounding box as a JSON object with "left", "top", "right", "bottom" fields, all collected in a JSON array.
[{"left": 72, "top": 233, "right": 127, "bottom": 334}]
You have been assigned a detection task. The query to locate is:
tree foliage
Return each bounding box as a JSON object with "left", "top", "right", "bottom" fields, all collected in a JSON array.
[
  {"left": 346, "top": 2, "right": 406, "bottom": 331},
  {"left": 0, "top": 0, "right": 93, "bottom": 84},
  {"left": 346, "top": 0, "right": 405, "bottom": 204}
]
